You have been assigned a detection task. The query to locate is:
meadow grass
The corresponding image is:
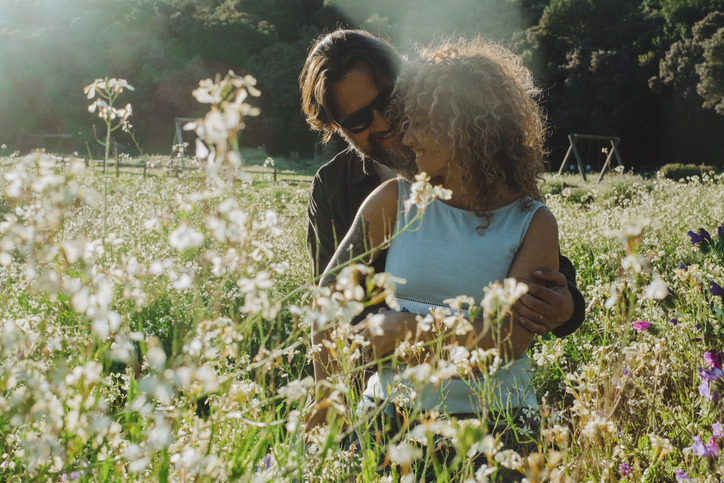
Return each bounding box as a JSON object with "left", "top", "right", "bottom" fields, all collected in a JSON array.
[
  {"left": 1, "top": 152, "right": 724, "bottom": 482},
  {"left": 2, "top": 73, "right": 724, "bottom": 482}
]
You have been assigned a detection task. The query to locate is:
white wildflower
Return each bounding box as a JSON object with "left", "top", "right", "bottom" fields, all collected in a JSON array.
[
  {"left": 644, "top": 275, "right": 669, "bottom": 300},
  {"left": 649, "top": 433, "right": 673, "bottom": 459},
  {"left": 388, "top": 442, "right": 422, "bottom": 465},
  {"left": 494, "top": 449, "right": 523, "bottom": 469},
  {"left": 404, "top": 172, "right": 452, "bottom": 214},
  {"left": 278, "top": 376, "right": 313, "bottom": 403},
  {"left": 482, "top": 278, "right": 528, "bottom": 317},
  {"left": 168, "top": 224, "right": 204, "bottom": 251},
  {"left": 474, "top": 464, "right": 497, "bottom": 483},
  {"left": 173, "top": 273, "right": 193, "bottom": 290}
]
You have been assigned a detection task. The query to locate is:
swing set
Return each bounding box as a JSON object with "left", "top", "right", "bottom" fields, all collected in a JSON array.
[{"left": 557, "top": 134, "right": 624, "bottom": 183}]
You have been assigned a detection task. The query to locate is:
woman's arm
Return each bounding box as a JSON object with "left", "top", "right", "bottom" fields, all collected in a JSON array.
[
  {"left": 317, "top": 179, "right": 398, "bottom": 287},
  {"left": 310, "top": 179, "right": 399, "bottom": 397},
  {"left": 503, "top": 205, "right": 559, "bottom": 356},
  {"left": 356, "top": 205, "right": 559, "bottom": 362}
]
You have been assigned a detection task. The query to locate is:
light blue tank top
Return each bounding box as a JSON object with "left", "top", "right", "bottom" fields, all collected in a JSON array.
[{"left": 363, "top": 180, "right": 545, "bottom": 414}]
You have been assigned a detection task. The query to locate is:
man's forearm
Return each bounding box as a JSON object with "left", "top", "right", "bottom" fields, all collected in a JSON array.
[
  {"left": 552, "top": 281, "right": 586, "bottom": 337},
  {"left": 553, "top": 254, "right": 586, "bottom": 337}
]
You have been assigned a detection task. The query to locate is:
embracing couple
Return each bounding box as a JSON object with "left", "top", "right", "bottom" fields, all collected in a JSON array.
[{"left": 300, "top": 29, "right": 585, "bottom": 475}]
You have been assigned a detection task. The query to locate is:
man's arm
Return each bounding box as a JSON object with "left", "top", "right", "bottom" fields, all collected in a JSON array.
[
  {"left": 513, "top": 254, "right": 585, "bottom": 337},
  {"left": 552, "top": 255, "right": 585, "bottom": 337}
]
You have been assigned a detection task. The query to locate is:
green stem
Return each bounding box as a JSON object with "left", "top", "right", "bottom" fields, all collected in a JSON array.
[{"left": 103, "top": 117, "right": 111, "bottom": 239}]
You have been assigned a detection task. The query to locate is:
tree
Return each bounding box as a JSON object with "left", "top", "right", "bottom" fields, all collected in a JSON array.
[
  {"left": 649, "top": 11, "right": 724, "bottom": 161},
  {"left": 515, "top": 0, "right": 659, "bottom": 166},
  {"left": 696, "top": 16, "right": 724, "bottom": 115}
]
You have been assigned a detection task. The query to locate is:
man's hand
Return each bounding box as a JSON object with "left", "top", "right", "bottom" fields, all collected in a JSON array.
[{"left": 513, "top": 269, "right": 574, "bottom": 335}]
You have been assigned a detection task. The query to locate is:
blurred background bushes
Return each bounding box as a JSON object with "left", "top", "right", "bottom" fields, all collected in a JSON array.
[{"left": 0, "top": 0, "right": 723, "bottom": 168}]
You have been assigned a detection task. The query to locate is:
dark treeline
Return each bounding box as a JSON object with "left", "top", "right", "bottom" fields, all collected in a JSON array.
[{"left": 0, "top": 0, "right": 722, "bottom": 168}]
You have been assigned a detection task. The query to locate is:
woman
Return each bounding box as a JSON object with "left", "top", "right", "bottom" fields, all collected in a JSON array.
[{"left": 308, "top": 38, "right": 558, "bottom": 437}]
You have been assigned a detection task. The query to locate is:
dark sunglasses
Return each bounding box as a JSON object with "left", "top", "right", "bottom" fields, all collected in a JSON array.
[{"left": 336, "top": 84, "right": 395, "bottom": 134}]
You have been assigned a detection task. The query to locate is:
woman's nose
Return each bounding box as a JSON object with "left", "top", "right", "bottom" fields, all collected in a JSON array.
[{"left": 402, "top": 129, "right": 414, "bottom": 146}]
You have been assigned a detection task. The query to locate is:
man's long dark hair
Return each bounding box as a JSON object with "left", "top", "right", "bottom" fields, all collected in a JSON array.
[{"left": 299, "top": 29, "right": 402, "bottom": 144}]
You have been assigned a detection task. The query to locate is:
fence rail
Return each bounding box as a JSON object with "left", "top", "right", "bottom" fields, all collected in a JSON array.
[{"left": 0, "top": 155, "right": 313, "bottom": 184}]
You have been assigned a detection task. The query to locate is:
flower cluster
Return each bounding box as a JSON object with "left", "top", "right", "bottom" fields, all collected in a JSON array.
[
  {"left": 403, "top": 172, "right": 452, "bottom": 215},
  {"left": 184, "top": 71, "right": 260, "bottom": 190},
  {"left": 84, "top": 78, "right": 134, "bottom": 130}
]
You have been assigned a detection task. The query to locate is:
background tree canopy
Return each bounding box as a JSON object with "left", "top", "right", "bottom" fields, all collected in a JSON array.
[{"left": 0, "top": 0, "right": 723, "bottom": 167}]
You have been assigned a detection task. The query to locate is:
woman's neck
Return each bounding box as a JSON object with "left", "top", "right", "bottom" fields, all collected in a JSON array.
[{"left": 434, "top": 174, "right": 520, "bottom": 212}]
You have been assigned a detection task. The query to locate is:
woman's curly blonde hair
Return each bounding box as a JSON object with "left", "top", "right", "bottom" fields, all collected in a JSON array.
[{"left": 389, "top": 37, "right": 547, "bottom": 226}]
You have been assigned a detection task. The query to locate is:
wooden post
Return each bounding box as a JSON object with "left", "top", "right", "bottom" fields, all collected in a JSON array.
[
  {"left": 114, "top": 142, "right": 119, "bottom": 177},
  {"left": 568, "top": 135, "right": 588, "bottom": 182},
  {"left": 175, "top": 120, "right": 186, "bottom": 174},
  {"left": 596, "top": 138, "right": 623, "bottom": 183},
  {"left": 143, "top": 161, "right": 147, "bottom": 178},
  {"left": 558, "top": 143, "right": 574, "bottom": 176},
  {"left": 273, "top": 169, "right": 277, "bottom": 182}
]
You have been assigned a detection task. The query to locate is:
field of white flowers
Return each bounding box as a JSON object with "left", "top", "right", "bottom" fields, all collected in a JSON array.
[{"left": 1, "top": 74, "right": 724, "bottom": 482}]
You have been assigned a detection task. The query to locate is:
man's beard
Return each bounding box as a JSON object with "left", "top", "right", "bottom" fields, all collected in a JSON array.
[{"left": 344, "top": 130, "right": 417, "bottom": 181}]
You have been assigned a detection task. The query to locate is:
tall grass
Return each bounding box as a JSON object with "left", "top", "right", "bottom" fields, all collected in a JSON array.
[{"left": 1, "top": 74, "right": 724, "bottom": 482}]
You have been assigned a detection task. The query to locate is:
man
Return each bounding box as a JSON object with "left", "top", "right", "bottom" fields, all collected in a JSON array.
[{"left": 299, "top": 29, "right": 584, "bottom": 337}]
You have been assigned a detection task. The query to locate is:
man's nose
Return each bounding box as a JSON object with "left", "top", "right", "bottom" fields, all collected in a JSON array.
[{"left": 369, "top": 108, "right": 391, "bottom": 133}]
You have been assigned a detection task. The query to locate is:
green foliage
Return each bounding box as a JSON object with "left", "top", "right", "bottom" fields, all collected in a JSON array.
[
  {"left": 658, "top": 163, "right": 716, "bottom": 179},
  {"left": 696, "top": 18, "right": 724, "bottom": 115},
  {"left": 1, "top": 0, "right": 724, "bottom": 167},
  {"left": 542, "top": 179, "right": 564, "bottom": 195},
  {"left": 0, "top": 0, "right": 335, "bottom": 156},
  {"left": 330, "top": 0, "right": 529, "bottom": 46}
]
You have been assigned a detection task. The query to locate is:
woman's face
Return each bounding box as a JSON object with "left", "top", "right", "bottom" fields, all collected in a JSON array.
[{"left": 401, "top": 119, "right": 454, "bottom": 181}]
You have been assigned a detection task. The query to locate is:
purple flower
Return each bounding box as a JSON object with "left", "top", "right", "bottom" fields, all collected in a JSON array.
[
  {"left": 669, "top": 318, "right": 678, "bottom": 326},
  {"left": 618, "top": 462, "right": 631, "bottom": 477},
  {"left": 693, "top": 435, "right": 719, "bottom": 458},
  {"left": 679, "top": 262, "right": 690, "bottom": 272},
  {"left": 688, "top": 228, "right": 712, "bottom": 245},
  {"left": 675, "top": 469, "right": 692, "bottom": 481},
  {"left": 717, "top": 222, "right": 724, "bottom": 239},
  {"left": 623, "top": 369, "right": 629, "bottom": 376},
  {"left": 714, "top": 421, "right": 723, "bottom": 438},
  {"left": 632, "top": 320, "right": 651, "bottom": 333},
  {"left": 700, "top": 381, "right": 713, "bottom": 400},
  {"left": 711, "top": 281, "right": 724, "bottom": 297},
  {"left": 705, "top": 351, "right": 722, "bottom": 370},
  {"left": 699, "top": 366, "right": 724, "bottom": 382},
  {"left": 708, "top": 437, "right": 720, "bottom": 457}
]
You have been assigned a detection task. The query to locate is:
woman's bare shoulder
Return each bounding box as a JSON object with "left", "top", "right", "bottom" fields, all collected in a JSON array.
[
  {"left": 529, "top": 204, "right": 558, "bottom": 232},
  {"left": 359, "top": 178, "right": 400, "bottom": 216}
]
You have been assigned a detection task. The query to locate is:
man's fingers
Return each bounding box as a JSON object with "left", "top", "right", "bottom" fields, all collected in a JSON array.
[
  {"left": 517, "top": 292, "right": 552, "bottom": 314},
  {"left": 518, "top": 316, "right": 548, "bottom": 335},
  {"left": 524, "top": 282, "right": 565, "bottom": 306},
  {"left": 514, "top": 296, "right": 548, "bottom": 323},
  {"left": 532, "top": 268, "right": 567, "bottom": 286}
]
